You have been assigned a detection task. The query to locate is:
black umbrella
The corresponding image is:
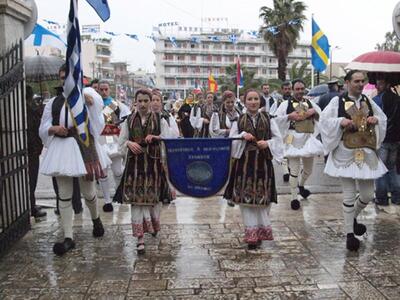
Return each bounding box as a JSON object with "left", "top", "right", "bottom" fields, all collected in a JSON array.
[
  {"left": 25, "top": 55, "right": 64, "bottom": 82},
  {"left": 307, "top": 84, "right": 328, "bottom": 97}
]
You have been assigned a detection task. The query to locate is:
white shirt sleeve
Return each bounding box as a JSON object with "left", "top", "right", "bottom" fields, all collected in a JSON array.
[
  {"left": 189, "top": 106, "right": 204, "bottom": 129},
  {"left": 39, "top": 97, "right": 56, "bottom": 148}
]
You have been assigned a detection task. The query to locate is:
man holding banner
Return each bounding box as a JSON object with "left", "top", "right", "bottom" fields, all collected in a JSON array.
[
  {"left": 224, "top": 89, "right": 283, "bottom": 250},
  {"left": 118, "top": 89, "right": 178, "bottom": 254}
]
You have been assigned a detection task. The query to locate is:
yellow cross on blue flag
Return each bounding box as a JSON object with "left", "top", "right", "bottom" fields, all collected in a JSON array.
[{"left": 311, "top": 17, "right": 329, "bottom": 72}]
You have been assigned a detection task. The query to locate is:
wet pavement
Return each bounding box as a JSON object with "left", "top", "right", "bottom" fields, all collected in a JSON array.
[{"left": 1, "top": 194, "right": 400, "bottom": 299}]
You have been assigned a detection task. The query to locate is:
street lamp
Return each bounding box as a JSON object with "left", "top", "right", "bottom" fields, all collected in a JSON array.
[{"left": 330, "top": 46, "right": 341, "bottom": 80}]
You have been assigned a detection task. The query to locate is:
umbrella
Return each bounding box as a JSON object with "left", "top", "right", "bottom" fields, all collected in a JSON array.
[
  {"left": 25, "top": 55, "right": 64, "bottom": 82},
  {"left": 346, "top": 51, "right": 400, "bottom": 72},
  {"left": 307, "top": 84, "right": 328, "bottom": 97}
]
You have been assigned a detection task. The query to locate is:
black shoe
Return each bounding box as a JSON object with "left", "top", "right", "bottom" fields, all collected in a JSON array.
[
  {"left": 247, "top": 243, "right": 257, "bottom": 250},
  {"left": 92, "top": 217, "right": 105, "bottom": 237},
  {"left": 32, "top": 207, "right": 47, "bottom": 218},
  {"left": 346, "top": 233, "right": 360, "bottom": 251},
  {"left": 227, "top": 200, "right": 235, "bottom": 207},
  {"left": 53, "top": 238, "right": 75, "bottom": 256},
  {"left": 137, "top": 243, "right": 145, "bottom": 255},
  {"left": 291, "top": 199, "right": 300, "bottom": 210},
  {"left": 103, "top": 203, "right": 113, "bottom": 212},
  {"left": 283, "top": 173, "right": 290, "bottom": 182},
  {"left": 54, "top": 208, "right": 60, "bottom": 216},
  {"left": 152, "top": 231, "right": 158, "bottom": 237},
  {"left": 353, "top": 219, "right": 367, "bottom": 236},
  {"left": 298, "top": 186, "right": 311, "bottom": 199},
  {"left": 374, "top": 198, "right": 389, "bottom": 206}
]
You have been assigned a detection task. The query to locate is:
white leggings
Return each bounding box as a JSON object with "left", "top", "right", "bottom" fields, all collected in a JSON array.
[
  {"left": 288, "top": 157, "right": 314, "bottom": 199},
  {"left": 99, "top": 156, "right": 124, "bottom": 204},
  {"left": 341, "top": 178, "right": 374, "bottom": 234},
  {"left": 56, "top": 176, "right": 98, "bottom": 239}
]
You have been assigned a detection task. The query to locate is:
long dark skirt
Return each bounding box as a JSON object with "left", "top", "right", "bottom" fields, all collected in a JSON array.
[
  {"left": 123, "top": 152, "right": 162, "bottom": 205},
  {"left": 224, "top": 149, "right": 277, "bottom": 206}
]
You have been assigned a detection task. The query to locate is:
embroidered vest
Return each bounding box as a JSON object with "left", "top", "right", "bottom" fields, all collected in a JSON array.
[
  {"left": 339, "top": 93, "right": 376, "bottom": 150},
  {"left": 286, "top": 97, "right": 315, "bottom": 133},
  {"left": 238, "top": 112, "right": 273, "bottom": 159}
]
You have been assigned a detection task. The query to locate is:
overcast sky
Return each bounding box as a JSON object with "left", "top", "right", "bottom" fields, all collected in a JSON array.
[{"left": 35, "top": 0, "right": 399, "bottom": 72}]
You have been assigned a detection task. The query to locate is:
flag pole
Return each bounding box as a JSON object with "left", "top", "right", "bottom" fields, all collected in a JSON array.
[
  {"left": 236, "top": 54, "right": 240, "bottom": 100},
  {"left": 311, "top": 65, "right": 314, "bottom": 88}
]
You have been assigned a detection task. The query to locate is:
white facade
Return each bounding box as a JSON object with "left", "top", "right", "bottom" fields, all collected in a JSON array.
[{"left": 154, "top": 29, "right": 311, "bottom": 93}]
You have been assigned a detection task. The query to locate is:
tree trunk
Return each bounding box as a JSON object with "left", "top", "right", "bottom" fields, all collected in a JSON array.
[{"left": 277, "top": 55, "right": 287, "bottom": 81}]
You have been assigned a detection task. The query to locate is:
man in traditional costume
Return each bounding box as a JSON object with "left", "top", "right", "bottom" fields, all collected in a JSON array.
[
  {"left": 320, "top": 70, "right": 387, "bottom": 251},
  {"left": 271, "top": 81, "right": 292, "bottom": 182},
  {"left": 119, "top": 89, "right": 178, "bottom": 254},
  {"left": 190, "top": 92, "right": 219, "bottom": 138},
  {"left": 39, "top": 65, "right": 108, "bottom": 256},
  {"left": 224, "top": 89, "right": 283, "bottom": 250},
  {"left": 97, "top": 80, "right": 130, "bottom": 212},
  {"left": 275, "top": 79, "right": 324, "bottom": 210}
]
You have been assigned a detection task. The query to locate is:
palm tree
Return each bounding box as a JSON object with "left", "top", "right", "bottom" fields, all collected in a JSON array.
[{"left": 260, "top": 0, "right": 307, "bottom": 81}]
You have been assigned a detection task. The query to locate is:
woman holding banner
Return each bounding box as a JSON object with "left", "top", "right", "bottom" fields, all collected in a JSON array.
[
  {"left": 210, "top": 90, "right": 241, "bottom": 138},
  {"left": 118, "top": 89, "right": 177, "bottom": 254},
  {"left": 225, "top": 89, "right": 283, "bottom": 250}
]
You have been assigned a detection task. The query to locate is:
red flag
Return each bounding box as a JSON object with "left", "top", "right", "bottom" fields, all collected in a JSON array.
[{"left": 236, "top": 57, "right": 244, "bottom": 87}]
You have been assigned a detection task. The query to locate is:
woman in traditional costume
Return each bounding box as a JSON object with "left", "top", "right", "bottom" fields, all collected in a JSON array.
[
  {"left": 210, "top": 90, "right": 241, "bottom": 138},
  {"left": 225, "top": 89, "right": 283, "bottom": 250},
  {"left": 119, "top": 89, "right": 175, "bottom": 254}
]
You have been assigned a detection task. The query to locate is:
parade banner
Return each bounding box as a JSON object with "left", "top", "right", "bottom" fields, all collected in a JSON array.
[{"left": 163, "top": 138, "right": 233, "bottom": 198}]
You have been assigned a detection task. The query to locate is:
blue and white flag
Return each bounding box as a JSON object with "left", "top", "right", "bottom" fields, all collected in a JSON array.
[
  {"left": 146, "top": 34, "right": 156, "bottom": 42},
  {"left": 25, "top": 23, "right": 66, "bottom": 49},
  {"left": 125, "top": 33, "right": 139, "bottom": 41},
  {"left": 105, "top": 31, "right": 118, "bottom": 36},
  {"left": 85, "top": 0, "right": 110, "bottom": 22},
  {"left": 288, "top": 19, "right": 300, "bottom": 26},
  {"left": 208, "top": 36, "right": 220, "bottom": 42},
  {"left": 228, "top": 34, "right": 238, "bottom": 44},
  {"left": 247, "top": 30, "right": 260, "bottom": 38},
  {"left": 169, "top": 36, "right": 178, "bottom": 47},
  {"left": 266, "top": 26, "right": 279, "bottom": 35},
  {"left": 43, "top": 19, "right": 60, "bottom": 26},
  {"left": 190, "top": 36, "right": 201, "bottom": 44},
  {"left": 64, "top": 0, "right": 90, "bottom": 147}
]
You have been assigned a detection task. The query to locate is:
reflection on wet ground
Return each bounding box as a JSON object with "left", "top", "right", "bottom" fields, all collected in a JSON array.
[{"left": 1, "top": 194, "right": 400, "bottom": 299}]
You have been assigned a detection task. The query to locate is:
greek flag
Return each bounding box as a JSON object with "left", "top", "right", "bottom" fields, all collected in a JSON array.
[
  {"left": 247, "top": 30, "right": 260, "bottom": 38},
  {"left": 169, "top": 36, "right": 178, "bottom": 47},
  {"left": 64, "top": 0, "right": 90, "bottom": 147},
  {"left": 311, "top": 17, "right": 330, "bottom": 72},
  {"left": 228, "top": 34, "right": 238, "bottom": 44},
  {"left": 190, "top": 36, "right": 201, "bottom": 44},
  {"left": 208, "top": 36, "right": 220, "bottom": 42},
  {"left": 105, "top": 31, "right": 118, "bottom": 36},
  {"left": 125, "top": 33, "right": 139, "bottom": 41}
]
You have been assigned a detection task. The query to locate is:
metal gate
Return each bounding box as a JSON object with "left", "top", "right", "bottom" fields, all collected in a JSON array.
[{"left": 0, "top": 40, "right": 30, "bottom": 257}]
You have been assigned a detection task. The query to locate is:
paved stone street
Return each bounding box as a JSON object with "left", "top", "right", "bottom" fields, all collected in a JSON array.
[{"left": 1, "top": 193, "right": 400, "bottom": 299}]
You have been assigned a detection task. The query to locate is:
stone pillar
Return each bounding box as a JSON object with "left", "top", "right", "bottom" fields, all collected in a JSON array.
[{"left": 0, "top": 0, "right": 33, "bottom": 52}]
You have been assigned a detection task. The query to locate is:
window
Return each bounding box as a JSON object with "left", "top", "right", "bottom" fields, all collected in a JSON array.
[
  {"left": 190, "top": 55, "right": 197, "bottom": 61},
  {"left": 207, "top": 55, "right": 212, "bottom": 62},
  {"left": 242, "top": 57, "right": 247, "bottom": 63},
  {"left": 215, "top": 56, "right": 222, "bottom": 62},
  {"left": 202, "top": 43, "right": 209, "bottom": 49},
  {"left": 262, "top": 68, "right": 267, "bottom": 74},
  {"left": 177, "top": 79, "right": 186, "bottom": 85},
  {"left": 249, "top": 46, "right": 255, "bottom": 51},
  {"left": 249, "top": 57, "right": 255, "bottom": 63},
  {"left": 177, "top": 55, "right": 185, "bottom": 61},
  {"left": 165, "top": 54, "right": 174, "bottom": 60},
  {"left": 262, "top": 56, "right": 267, "bottom": 63},
  {"left": 214, "top": 44, "right": 222, "bottom": 50},
  {"left": 166, "top": 78, "right": 175, "bottom": 85}
]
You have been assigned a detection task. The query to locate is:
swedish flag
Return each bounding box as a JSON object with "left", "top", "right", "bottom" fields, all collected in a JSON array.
[{"left": 311, "top": 18, "right": 330, "bottom": 72}]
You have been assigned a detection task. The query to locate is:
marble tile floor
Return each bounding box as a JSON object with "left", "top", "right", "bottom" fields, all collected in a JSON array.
[{"left": 1, "top": 194, "right": 400, "bottom": 299}]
